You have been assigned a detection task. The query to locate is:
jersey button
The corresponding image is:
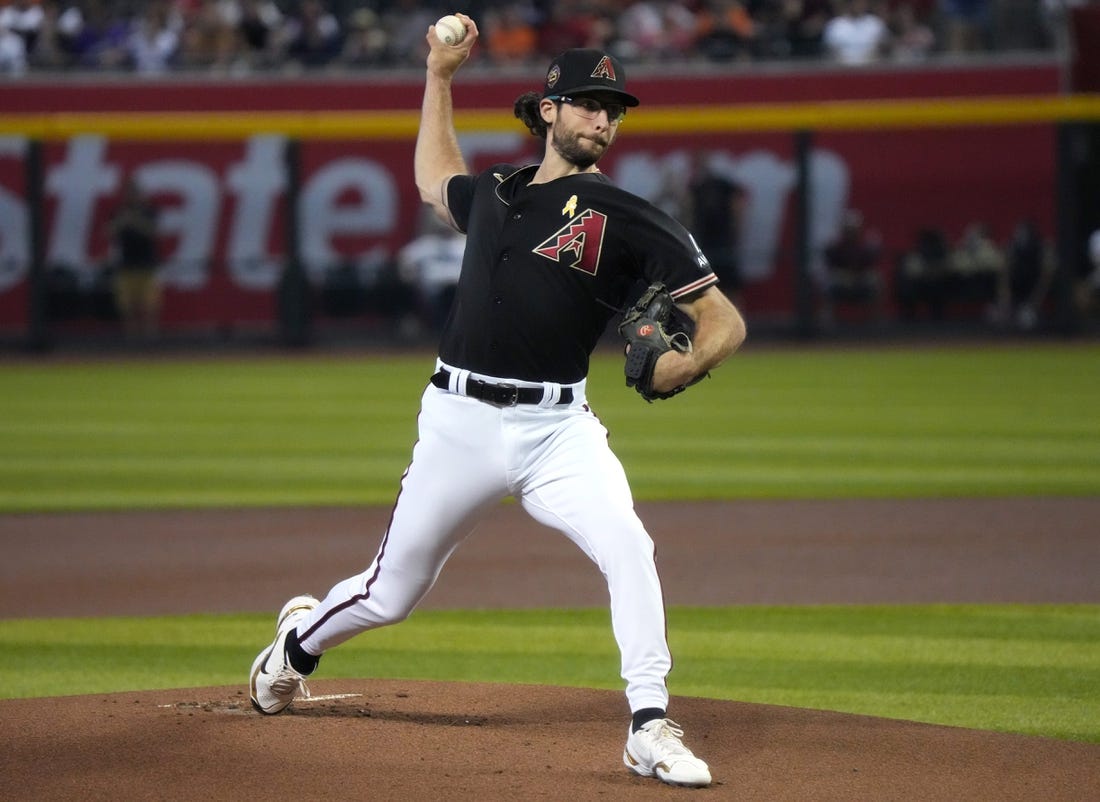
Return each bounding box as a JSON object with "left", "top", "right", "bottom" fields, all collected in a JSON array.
[
  {"left": 493, "top": 296, "right": 503, "bottom": 305},
  {"left": 512, "top": 212, "right": 522, "bottom": 220},
  {"left": 500, "top": 249, "right": 510, "bottom": 261}
]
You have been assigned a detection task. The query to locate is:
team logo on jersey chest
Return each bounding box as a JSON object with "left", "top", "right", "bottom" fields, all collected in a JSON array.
[{"left": 533, "top": 208, "right": 608, "bottom": 275}]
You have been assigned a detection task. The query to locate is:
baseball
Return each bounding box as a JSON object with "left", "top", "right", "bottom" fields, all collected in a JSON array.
[{"left": 435, "top": 14, "right": 467, "bottom": 46}]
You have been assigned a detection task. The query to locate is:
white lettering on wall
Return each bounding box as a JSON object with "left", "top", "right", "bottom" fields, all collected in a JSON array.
[
  {"left": 612, "top": 147, "right": 850, "bottom": 283},
  {"left": 226, "top": 135, "right": 287, "bottom": 290},
  {"left": 717, "top": 150, "right": 798, "bottom": 282},
  {"left": 300, "top": 158, "right": 397, "bottom": 277},
  {"left": 806, "top": 150, "right": 851, "bottom": 285},
  {"left": 0, "top": 141, "right": 27, "bottom": 290},
  {"left": 139, "top": 160, "right": 221, "bottom": 290},
  {"left": 45, "top": 136, "right": 119, "bottom": 275},
  {"left": 1, "top": 137, "right": 855, "bottom": 309}
]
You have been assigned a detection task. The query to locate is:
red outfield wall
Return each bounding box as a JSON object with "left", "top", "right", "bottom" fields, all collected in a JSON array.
[{"left": 0, "top": 63, "right": 1062, "bottom": 333}]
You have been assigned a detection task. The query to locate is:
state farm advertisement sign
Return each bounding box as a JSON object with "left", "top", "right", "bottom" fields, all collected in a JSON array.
[{"left": 0, "top": 65, "right": 1060, "bottom": 334}]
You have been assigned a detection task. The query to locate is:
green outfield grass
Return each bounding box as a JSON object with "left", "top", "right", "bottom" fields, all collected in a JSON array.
[
  {"left": 1, "top": 605, "right": 1097, "bottom": 742},
  {"left": 2, "top": 344, "right": 1098, "bottom": 743},
  {"left": 1, "top": 343, "right": 1098, "bottom": 511}
]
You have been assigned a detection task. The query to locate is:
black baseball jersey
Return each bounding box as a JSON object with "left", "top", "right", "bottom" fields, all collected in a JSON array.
[{"left": 440, "top": 163, "right": 717, "bottom": 384}]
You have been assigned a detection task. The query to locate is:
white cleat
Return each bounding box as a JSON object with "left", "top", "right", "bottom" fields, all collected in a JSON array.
[
  {"left": 623, "top": 718, "right": 712, "bottom": 787},
  {"left": 249, "top": 595, "right": 319, "bottom": 715}
]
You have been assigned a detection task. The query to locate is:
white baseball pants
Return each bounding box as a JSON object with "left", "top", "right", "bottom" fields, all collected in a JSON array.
[{"left": 296, "top": 362, "right": 672, "bottom": 714}]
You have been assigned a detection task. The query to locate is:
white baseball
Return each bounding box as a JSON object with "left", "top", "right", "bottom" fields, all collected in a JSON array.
[{"left": 435, "top": 14, "right": 467, "bottom": 46}]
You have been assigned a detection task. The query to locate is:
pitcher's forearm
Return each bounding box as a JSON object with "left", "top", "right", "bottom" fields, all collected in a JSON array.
[
  {"left": 414, "top": 14, "right": 479, "bottom": 215},
  {"left": 415, "top": 73, "right": 467, "bottom": 208}
]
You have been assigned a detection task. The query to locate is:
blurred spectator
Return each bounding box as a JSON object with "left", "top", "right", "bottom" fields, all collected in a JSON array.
[
  {"left": 127, "top": 2, "right": 180, "bottom": 74},
  {"left": 822, "top": 208, "right": 884, "bottom": 321},
  {"left": 483, "top": 3, "right": 538, "bottom": 66},
  {"left": 895, "top": 226, "right": 951, "bottom": 320},
  {"left": 1003, "top": 218, "right": 1055, "bottom": 330},
  {"left": 397, "top": 209, "right": 466, "bottom": 333},
  {"left": 53, "top": 1, "right": 85, "bottom": 66},
  {"left": 947, "top": 221, "right": 1004, "bottom": 319},
  {"left": 0, "top": 15, "right": 27, "bottom": 74},
  {"left": 338, "top": 7, "right": 386, "bottom": 68},
  {"left": 27, "top": 1, "right": 68, "bottom": 69},
  {"left": 889, "top": 1, "right": 935, "bottom": 60},
  {"left": 939, "top": 0, "right": 991, "bottom": 53},
  {"left": 822, "top": 0, "right": 890, "bottom": 64},
  {"left": 379, "top": 0, "right": 435, "bottom": 67},
  {"left": 695, "top": 0, "right": 757, "bottom": 61},
  {"left": 538, "top": 0, "right": 615, "bottom": 56},
  {"left": 176, "top": 0, "right": 234, "bottom": 69},
  {"left": 72, "top": 0, "right": 128, "bottom": 69},
  {"left": 283, "top": 0, "right": 341, "bottom": 70},
  {"left": 614, "top": 0, "right": 699, "bottom": 61},
  {"left": 1039, "top": 0, "right": 1085, "bottom": 54},
  {"left": 778, "top": 0, "right": 833, "bottom": 59},
  {"left": 0, "top": 0, "right": 44, "bottom": 55},
  {"left": 660, "top": 0, "right": 703, "bottom": 59},
  {"left": 107, "top": 177, "right": 162, "bottom": 341},
  {"left": 685, "top": 151, "right": 747, "bottom": 302},
  {"left": 648, "top": 156, "right": 691, "bottom": 220},
  {"left": 232, "top": 0, "right": 284, "bottom": 70},
  {"left": 615, "top": 0, "right": 662, "bottom": 61},
  {"left": 1076, "top": 227, "right": 1100, "bottom": 318},
  {"left": 0, "top": 0, "right": 1065, "bottom": 75}
]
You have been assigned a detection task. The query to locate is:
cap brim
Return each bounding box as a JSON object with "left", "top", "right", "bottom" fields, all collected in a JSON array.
[{"left": 546, "top": 85, "right": 640, "bottom": 107}]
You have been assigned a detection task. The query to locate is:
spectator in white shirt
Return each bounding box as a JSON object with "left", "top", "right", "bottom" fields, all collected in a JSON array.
[
  {"left": 1077, "top": 227, "right": 1100, "bottom": 318},
  {"left": 0, "top": 0, "right": 44, "bottom": 55},
  {"left": 397, "top": 210, "right": 467, "bottom": 332},
  {"left": 823, "top": 0, "right": 890, "bottom": 64},
  {"left": 0, "top": 19, "right": 27, "bottom": 74},
  {"left": 127, "top": 3, "right": 180, "bottom": 74}
]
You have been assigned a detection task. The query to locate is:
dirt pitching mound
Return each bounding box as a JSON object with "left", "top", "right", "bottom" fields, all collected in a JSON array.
[{"left": 2, "top": 679, "right": 1097, "bottom": 801}]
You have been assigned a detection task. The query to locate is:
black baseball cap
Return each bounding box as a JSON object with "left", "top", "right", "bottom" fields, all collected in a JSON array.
[{"left": 542, "top": 49, "right": 640, "bottom": 107}]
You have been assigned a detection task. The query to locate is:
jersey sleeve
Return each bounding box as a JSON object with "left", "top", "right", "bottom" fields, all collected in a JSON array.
[
  {"left": 627, "top": 200, "right": 718, "bottom": 301},
  {"left": 445, "top": 174, "right": 477, "bottom": 233},
  {"left": 445, "top": 163, "right": 517, "bottom": 234}
]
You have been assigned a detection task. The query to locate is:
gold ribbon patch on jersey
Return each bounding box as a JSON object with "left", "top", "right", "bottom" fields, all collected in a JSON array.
[{"left": 562, "top": 194, "right": 578, "bottom": 218}]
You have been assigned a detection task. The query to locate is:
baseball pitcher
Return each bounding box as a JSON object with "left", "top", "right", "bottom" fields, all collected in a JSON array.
[{"left": 250, "top": 15, "right": 746, "bottom": 789}]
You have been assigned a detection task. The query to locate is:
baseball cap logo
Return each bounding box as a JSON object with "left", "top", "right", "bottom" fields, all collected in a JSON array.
[
  {"left": 590, "top": 55, "right": 617, "bottom": 82},
  {"left": 638, "top": 324, "right": 654, "bottom": 336},
  {"left": 546, "top": 64, "right": 561, "bottom": 89}
]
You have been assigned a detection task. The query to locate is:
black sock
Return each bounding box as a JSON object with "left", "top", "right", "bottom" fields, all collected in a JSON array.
[
  {"left": 284, "top": 628, "right": 321, "bottom": 675},
  {"left": 632, "top": 708, "right": 666, "bottom": 733}
]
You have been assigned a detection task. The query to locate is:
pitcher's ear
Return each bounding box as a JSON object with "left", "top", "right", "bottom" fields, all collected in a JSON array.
[{"left": 540, "top": 98, "right": 556, "bottom": 125}]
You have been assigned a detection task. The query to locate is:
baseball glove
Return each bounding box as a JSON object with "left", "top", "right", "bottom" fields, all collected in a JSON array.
[{"left": 617, "top": 283, "right": 704, "bottom": 402}]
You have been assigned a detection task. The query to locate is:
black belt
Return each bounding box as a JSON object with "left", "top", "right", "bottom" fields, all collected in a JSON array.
[{"left": 430, "top": 369, "right": 573, "bottom": 407}]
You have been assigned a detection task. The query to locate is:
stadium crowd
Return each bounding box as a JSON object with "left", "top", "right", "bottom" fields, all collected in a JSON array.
[{"left": 0, "top": 0, "right": 1067, "bottom": 76}]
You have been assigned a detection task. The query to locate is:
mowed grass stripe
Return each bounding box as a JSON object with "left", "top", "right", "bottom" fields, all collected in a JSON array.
[
  {"left": 1, "top": 345, "right": 1098, "bottom": 511},
  {"left": 1, "top": 605, "right": 1097, "bottom": 742}
]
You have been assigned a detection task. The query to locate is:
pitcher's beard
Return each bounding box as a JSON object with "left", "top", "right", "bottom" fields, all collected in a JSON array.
[{"left": 551, "top": 128, "right": 607, "bottom": 170}]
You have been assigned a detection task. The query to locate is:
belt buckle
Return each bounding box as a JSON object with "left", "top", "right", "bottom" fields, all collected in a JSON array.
[{"left": 487, "top": 382, "right": 519, "bottom": 407}]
